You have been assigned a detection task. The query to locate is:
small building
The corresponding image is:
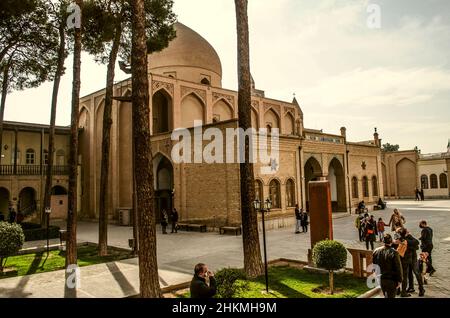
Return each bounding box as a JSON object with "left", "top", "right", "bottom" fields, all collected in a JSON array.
[{"left": 0, "top": 121, "right": 72, "bottom": 221}]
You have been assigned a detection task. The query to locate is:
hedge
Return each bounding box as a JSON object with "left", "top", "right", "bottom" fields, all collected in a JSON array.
[{"left": 22, "top": 224, "right": 61, "bottom": 242}]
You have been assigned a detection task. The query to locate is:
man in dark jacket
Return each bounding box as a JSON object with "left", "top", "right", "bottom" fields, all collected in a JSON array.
[
  {"left": 190, "top": 263, "right": 217, "bottom": 299},
  {"left": 295, "top": 204, "right": 301, "bottom": 234},
  {"left": 373, "top": 234, "right": 403, "bottom": 298},
  {"left": 171, "top": 208, "right": 179, "bottom": 234},
  {"left": 398, "top": 228, "right": 425, "bottom": 297},
  {"left": 419, "top": 220, "right": 435, "bottom": 275},
  {"left": 300, "top": 209, "right": 308, "bottom": 233}
]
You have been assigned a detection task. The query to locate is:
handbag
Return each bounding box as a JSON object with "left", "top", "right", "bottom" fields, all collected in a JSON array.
[{"left": 397, "top": 240, "right": 408, "bottom": 258}]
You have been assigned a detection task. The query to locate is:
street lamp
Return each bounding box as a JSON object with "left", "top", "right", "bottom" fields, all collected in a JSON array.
[{"left": 253, "top": 198, "right": 272, "bottom": 293}]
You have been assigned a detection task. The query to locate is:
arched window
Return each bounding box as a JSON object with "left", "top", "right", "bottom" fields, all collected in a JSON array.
[
  {"left": 421, "top": 175, "right": 429, "bottom": 189},
  {"left": 201, "top": 78, "right": 210, "bottom": 85},
  {"left": 269, "top": 179, "right": 281, "bottom": 209},
  {"left": 372, "top": 176, "right": 378, "bottom": 197},
  {"left": 440, "top": 173, "right": 448, "bottom": 189},
  {"left": 26, "top": 149, "right": 35, "bottom": 165},
  {"left": 352, "top": 177, "right": 359, "bottom": 199},
  {"left": 255, "top": 180, "right": 263, "bottom": 204},
  {"left": 430, "top": 174, "right": 438, "bottom": 189},
  {"left": 362, "top": 176, "right": 369, "bottom": 197},
  {"left": 286, "top": 179, "right": 295, "bottom": 207}
]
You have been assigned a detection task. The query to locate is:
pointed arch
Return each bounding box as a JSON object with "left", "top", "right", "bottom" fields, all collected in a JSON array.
[
  {"left": 396, "top": 157, "right": 416, "bottom": 197},
  {"left": 180, "top": 93, "right": 205, "bottom": 128},
  {"left": 328, "top": 158, "right": 346, "bottom": 212},
  {"left": 213, "top": 98, "right": 234, "bottom": 123},
  {"left": 284, "top": 112, "right": 295, "bottom": 135},
  {"left": 152, "top": 89, "right": 173, "bottom": 134},
  {"left": 264, "top": 108, "right": 280, "bottom": 132},
  {"left": 251, "top": 107, "right": 259, "bottom": 129}
]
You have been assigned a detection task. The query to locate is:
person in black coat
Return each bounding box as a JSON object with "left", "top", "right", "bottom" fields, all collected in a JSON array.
[
  {"left": 171, "top": 208, "right": 179, "bottom": 234},
  {"left": 300, "top": 209, "right": 308, "bottom": 233},
  {"left": 419, "top": 220, "right": 435, "bottom": 275},
  {"left": 295, "top": 204, "right": 301, "bottom": 234},
  {"left": 373, "top": 234, "right": 403, "bottom": 298},
  {"left": 190, "top": 263, "right": 217, "bottom": 299},
  {"left": 404, "top": 230, "right": 425, "bottom": 296},
  {"left": 364, "top": 215, "right": 378, "bottom": 250}
]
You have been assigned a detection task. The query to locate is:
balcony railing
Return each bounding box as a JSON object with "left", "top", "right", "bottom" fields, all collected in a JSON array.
[{"left": 0, "top": 165, "right": 70, "bottom": 176}]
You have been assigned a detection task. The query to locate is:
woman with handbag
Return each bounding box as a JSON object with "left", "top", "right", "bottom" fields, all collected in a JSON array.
[{"left": 364, "top": 215, "right": 378, "bottom": 250}]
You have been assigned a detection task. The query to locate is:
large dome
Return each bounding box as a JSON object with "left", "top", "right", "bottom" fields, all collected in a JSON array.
[{"left": 148, "top": 22, "right": 223, "bottom": 87}]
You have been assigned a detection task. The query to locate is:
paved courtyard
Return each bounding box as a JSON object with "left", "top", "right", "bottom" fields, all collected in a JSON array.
[{"left": 1, "top": 199, "right": 449, "bottom": 298}]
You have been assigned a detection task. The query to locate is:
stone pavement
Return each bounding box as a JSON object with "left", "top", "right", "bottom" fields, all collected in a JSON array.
[{"left": 0, "top": 199, "right": 449, "bottom": 298}]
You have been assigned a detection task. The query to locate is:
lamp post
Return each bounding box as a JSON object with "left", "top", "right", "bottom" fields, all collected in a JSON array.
[{"left": 253, "top": 198, "right": 272, "bottom": 293}]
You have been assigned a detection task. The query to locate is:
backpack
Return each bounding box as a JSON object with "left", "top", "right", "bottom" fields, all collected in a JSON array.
[{"left": 397, "top": 240, "right": 408, "bottom": 258}]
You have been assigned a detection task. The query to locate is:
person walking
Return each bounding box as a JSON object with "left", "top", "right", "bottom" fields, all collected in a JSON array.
[
  {"left": 190, "top": 263, "right": 217, "bottom": 299},
  {"left": 373, "top": 234, "right": 403, "bottom": 298},
  {"left": 420, "top": 188, "right": 425, "bottom": 201},
  {"left": 377, "top": 218, "right": 388, "bottom": 242},
  {"left": 403, "top": 229, "right": 425, "bottom": 296},
  {"left": 300, "top": 209, "right": 309, "bottom": 233},
  {"left": 388, "top": 209, "right": 405, "bottom": 232},
  {"left": 415, "top": 188, "right": 421, "bottom": 201},
  {"left": 295, "top": 204, "right": 301, "bottom": 234},
  {"left": 171, "top": 208, "right": 179, "bottom": 233},
  {"left": 161, "top": 209, "right": 169, "bottom": 234},
  {"left": 364, "top": 215, "right": 378, "bottom": 250},
  {"left": 419, "top": 220, "right": 436, "bottom": 276},
  {"left": 355, "top": 214, "right": 363, "bottom": 242}
]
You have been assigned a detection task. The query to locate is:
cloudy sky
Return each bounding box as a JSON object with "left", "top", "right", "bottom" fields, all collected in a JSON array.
[{"left": 4, "top": 0, "right": 450, "bottom": 153}]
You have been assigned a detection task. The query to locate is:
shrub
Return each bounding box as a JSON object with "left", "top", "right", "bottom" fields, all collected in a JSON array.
[
  {"left": 22, "top": 225, "right": 60, "bottom": 242},
  {"left": 0, "top": 222, "right": 25, "bottom": 272},
  {"left": 214, "top": 268, "right": 249, "bottom": 298},
  {"left": 312, "top": 240, "right": 348, "bottom": 295}
]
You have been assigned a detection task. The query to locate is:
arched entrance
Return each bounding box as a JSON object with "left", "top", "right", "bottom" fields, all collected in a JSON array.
[
  {"left": 396, "top": 158, "right": 416, "bottom": 197},
  {"left": 153, "top": 154, "right": 174, "bottom": 223},
  {"left": 328, "top": 158, "right": 346, "bottom": 212},
  {"left": 18, "top": 187, "right": 37, "bottom": 216},
  {"left": 50, "top": 185, "right": 68, "bottom": 219},
  {"left": 152, "top": 90, "right": 172, "bottom": 134},
  {"left": 304, "top": 157, "right": 323, "bottom": 211},
  {"left": 0, "top": 187, "right": 10, "bottom": 216}
]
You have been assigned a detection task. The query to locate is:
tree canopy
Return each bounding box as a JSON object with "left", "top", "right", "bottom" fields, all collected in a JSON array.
[{"left": 382, "top": 143, "right": 400, "bottom": 152}]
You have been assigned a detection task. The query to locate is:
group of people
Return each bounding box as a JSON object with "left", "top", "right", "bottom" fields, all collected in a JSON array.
[
  {"left": 294, "top": 204, "right": 309, "bottom": 234},
  {"left": 0, "top": 208, "right": 20, "bottom": 224},
  {"left": 160, "top": 208, "right": 179, "bottom": 234},
  {"left": 372, "top": 211, "right": 436, "bottom": 298},
  {"left": 415, "top": 188, "right": 426, "bottom": 201}
]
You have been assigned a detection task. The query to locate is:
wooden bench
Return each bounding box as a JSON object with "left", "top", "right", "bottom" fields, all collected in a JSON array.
[
  {"left": 219, "top": 226, "right": 242, "bottom": 236},
  {"left": 177, "top": 223, "right": 207, "bottom": 233},
  {"left": 347, "top": 248, "right": 374, "bottom": 278}
]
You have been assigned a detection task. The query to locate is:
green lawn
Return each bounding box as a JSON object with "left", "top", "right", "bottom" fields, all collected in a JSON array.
[
  {"left": 0, "top": 244, "right": 133, "bottom": 279},
  {"left": 181, "top": 266, "right": 369, "bottom": 299}
]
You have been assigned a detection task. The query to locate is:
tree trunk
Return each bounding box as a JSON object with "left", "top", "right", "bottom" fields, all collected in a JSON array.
[
  {"left": 98, "top": 24, "right": 122, "bottom": 257},
  {"left": 66, "top": 0, "right": 83, "bottom": 268},
  {"left": 131, "top": 0, "right": 161, "bottom": 298},
  {"left": 42, "top": 21, "right": 66, "bottom": 227},
  {"left": 235, "top": 0, "right": 264, "bottom": 278},
  {"left": 329, "top": 270, "right": 334, "bottom": 295},
  {"left": 0, "top": 63, "right": 10, "bottom": 165}
]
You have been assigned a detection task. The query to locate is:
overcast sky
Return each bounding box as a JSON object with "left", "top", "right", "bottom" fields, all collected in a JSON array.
[{"left": 4, "top": 0, "right": 450, "bottom": 153}]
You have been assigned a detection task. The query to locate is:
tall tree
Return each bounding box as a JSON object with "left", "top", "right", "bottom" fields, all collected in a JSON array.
[
  {"left": 82, "top": 0, "right": 175, "bottom": 256},
  {"left": 42, "top": 0, "right": 70, "bottom": 226},
  {"left": 235, "top": 0, "right": 264, "bottom": 278},
  {"left": 0, "top": 0, "right": 59, "bottom": 164},
  {"left": 131, "top": 0, "right": 161, "bottom": 298},
  {"left": 66, "top": 0, "right": 83, "bottom": 268}
]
